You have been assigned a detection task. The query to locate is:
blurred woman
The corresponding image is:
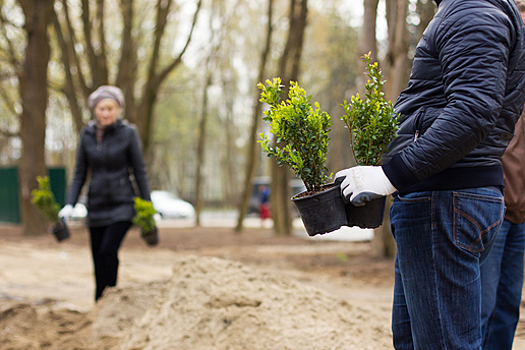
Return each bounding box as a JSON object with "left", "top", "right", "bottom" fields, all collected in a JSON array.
[{"left": 59, "top": 85, "right": 152, "bottom": 301}]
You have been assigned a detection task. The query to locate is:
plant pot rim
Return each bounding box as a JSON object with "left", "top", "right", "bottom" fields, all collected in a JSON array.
[{"left": 291, "top": 182, "right": 339, "bottom": 201}]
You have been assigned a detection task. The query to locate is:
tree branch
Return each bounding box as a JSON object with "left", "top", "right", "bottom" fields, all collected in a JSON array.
[
  {"left": 52, "top": 8, "right": 85, "bottom": 133},
  {"left": 60, "top": 0, "right": 89, "bottom": 98},
  {"left": 157, "top": 0, "right": 203, "bottom": 84},
  {"left": 145, "top": 0, "right": 173, "bottom": 90},
  {"left": 81, "top": 0, "right": 101, "bottom": 88},
  {"left": 0, "top": 128, "right": 19, "bottom": 138},
  {"left": 0, "top": 6, "right": 21, "bottom": 70},
  {"left": 0, "top": 84, "right": 18, "bottom": 117},
  {"left": 96, "top": 0, "right": 108, "bottom": 83},
  {"left": 116, "top": 0, "right": 137, "bottom": 123}
]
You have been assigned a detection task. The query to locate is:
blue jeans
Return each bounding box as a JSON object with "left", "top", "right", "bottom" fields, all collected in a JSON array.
[
  {"left": 390, "top": 188, "right": 504, "bottom": 350},
  {"left": 480, "top": 219, "right": 525, "bottom": 350}
]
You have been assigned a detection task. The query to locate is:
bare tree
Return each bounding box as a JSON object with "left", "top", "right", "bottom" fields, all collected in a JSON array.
[
  {"left": 0, "top": 0, "right": 23, "bottom": 165},
  {"left": 361, "top": 0, "right": 379, "bottom": 63},
  {"left": 235, "top": 0, "right": 274, "bottom": 233},
  {"left": 194, "top": 68, "right": 212, "bottom": 226},
  {"left": 17, "top": 0, "right": 55, "bottom": 236},
  {"left": 270, "top": 0, "right": 308, "bottom": 236},
  {"left": 194, "top": 0, "right": 240, "bottom": 225},
  {"left": 383, "top": 0, "right": 410, "bottom": 101},
  {"left": 53, "top": 0, "right": 203, "bottom": 155},
  {"left": 371, "top": 0, "right": 435, "bottom": 258},
  {"left": 416, "top": 0, "right": 436, "bottom": 39}
]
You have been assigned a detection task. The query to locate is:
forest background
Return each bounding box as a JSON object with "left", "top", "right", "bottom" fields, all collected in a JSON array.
[{"left": 0, "top": 0, "right": 436, "bottom": 243}]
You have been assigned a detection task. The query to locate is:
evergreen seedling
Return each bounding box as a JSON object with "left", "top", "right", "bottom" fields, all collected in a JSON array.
[
  {"left": 341, "top": 53, "right": 400, "bottom": 166},
  {"left": 132, "top": 197, "right": 157, "bottom": 235},
  {"left": 31, "top": 176, "right": 60, "bottom": 222},
  {"left": 258, "top": 78, "right": 332, "bottom": 194}
]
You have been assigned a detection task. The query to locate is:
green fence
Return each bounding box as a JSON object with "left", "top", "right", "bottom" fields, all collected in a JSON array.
[{"left": 0, "top": 167, "right": 66, "bottom": 224}]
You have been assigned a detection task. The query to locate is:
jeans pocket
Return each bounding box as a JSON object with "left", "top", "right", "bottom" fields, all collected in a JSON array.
[
  {"left": 397, "top": 191, "right": 432, "bottom": 203},
  {"left": 453, "top": 190, "right": 504, "bottom": 253}
]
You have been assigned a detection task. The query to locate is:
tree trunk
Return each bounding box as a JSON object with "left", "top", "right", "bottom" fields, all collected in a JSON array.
[
  {"left": 383, "top": 0, "right": 410, "bottom": 101},
  {"left": 372, "top": 196, "right": 396, "bottom": 257},
  {"left": 138, "top": 0, "right": 202, "bottom": 156},
  {"left": 194, "top": 0, "right": 225, "bottom": 226},
  {"left": 194, "top": 72, "right": 212, "bottom": 226},
  {"left": 358, "top": 0, "right": 379, "bottom": 92},
  {"left": 416, "top": 0, "right": 436, "bottom": 39},
  {"left": 54, "top": 0, "right": 202, "bottom": 152},
  {"left": 116, "top": 0, "right": 138, "bottom": 125},
  {"left": 235, "top": 0, "right": 274, "bottom": 233},
  {"left": 17, "top": 0, "right": 54, "bottom": 236},
  {"left": 270, "top": 0, "right": 308, "bottom": 236},
  {"left": 361, "top": 0, "right": 379, "bottom": 62},
  {"left": 372, "top": 0, "right": 410, "bottom": 259}
]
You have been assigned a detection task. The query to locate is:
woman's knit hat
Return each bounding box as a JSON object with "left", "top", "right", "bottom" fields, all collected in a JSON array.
[{"left": 87, "top": 85, "right": 125, "bottom": 110}]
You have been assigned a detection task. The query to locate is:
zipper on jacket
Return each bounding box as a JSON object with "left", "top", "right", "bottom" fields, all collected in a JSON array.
[
  {"left": 413, "top": 107, "right": 426, "bottom": 142},
  {"left": 96, "top": 132, "right": 104, "bottom": 151}
]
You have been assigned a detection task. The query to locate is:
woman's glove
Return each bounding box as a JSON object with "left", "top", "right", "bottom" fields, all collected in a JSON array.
[
  {"left": 58, "top": 204, "right": 74, "bottom": 221},
  {"left": 335, "top": 166, "right": 397, "bottom": 206}
]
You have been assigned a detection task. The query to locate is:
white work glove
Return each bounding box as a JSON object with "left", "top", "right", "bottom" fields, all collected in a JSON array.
[
  {"left": 58, "top": 204, "right": 74, "bottom": 221},
  {"left": 335, "top": 166, "right": 397, "bottom": 206}
]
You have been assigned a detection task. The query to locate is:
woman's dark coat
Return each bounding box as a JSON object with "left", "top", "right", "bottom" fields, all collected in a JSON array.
[{"left": 66, "top": 119, "right": 151, "bottom": 227}]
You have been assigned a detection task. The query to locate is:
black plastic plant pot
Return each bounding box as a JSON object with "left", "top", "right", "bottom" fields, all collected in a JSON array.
[
  {"left": 291, "top": 183, "right": 347, "bottom": 237},
  {"left": 141, "top": 226, "right": 159, "bottom": 246},
  {"left": 49, "top": 218, "right": 70, "bottom": 242},
  {"left": 345, "top": 196, "right": 386, "bottom": 229}
]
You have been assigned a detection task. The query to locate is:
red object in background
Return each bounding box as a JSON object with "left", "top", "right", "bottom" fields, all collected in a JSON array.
[{"left": 260, "top": 203, "right": 270, "bottom": 219}]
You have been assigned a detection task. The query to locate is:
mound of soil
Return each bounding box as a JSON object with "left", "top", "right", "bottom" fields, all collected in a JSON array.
[{"left": 90, "top": 255, "right": 391, "bottom": 350}]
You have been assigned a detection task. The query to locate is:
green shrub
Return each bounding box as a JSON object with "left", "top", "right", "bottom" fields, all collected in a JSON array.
[
  {"left": 31, "top": 176, "right": 60, "bottom": 223},
  {"left": 341, "top": 53, "right": 400, "bottom": 166},
  {"left": 132, "top": 197, "right": 157, "bottom": 234},
  {"left": 258, "top": 78, "right": 332, "bottom": 194}
]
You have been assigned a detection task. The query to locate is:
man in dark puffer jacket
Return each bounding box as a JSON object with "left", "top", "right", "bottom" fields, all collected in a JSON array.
[{"left": 336, "top": 0, "right": 525, "bottom": 348}]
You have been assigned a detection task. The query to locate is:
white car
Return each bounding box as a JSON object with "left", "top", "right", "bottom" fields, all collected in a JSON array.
[{"left": 150, "top": 190, "right": 195, "bottom": 220}]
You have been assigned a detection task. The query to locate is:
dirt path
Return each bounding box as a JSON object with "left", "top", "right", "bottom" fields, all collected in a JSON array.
[{"left": 1, "top": 223, "right": 525, "bottom": 349}]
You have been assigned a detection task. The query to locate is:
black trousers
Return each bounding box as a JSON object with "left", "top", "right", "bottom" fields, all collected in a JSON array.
[{"left": 89, "top": 221, "right": 132, "bottom": 301}]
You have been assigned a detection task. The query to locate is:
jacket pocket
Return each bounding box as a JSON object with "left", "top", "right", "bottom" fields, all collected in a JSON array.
[
  {"left": 88, "top": 179, "right": 110, "bottom": 208},
  {"left": 110, "top": 176, "right": 135, "bottom": 203},
  {"left": 453, "top": 188, "right": 504, "bottom": 253}
]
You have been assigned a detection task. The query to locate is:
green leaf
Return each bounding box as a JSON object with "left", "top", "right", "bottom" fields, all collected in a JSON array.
[
  {"left": 340, "top": 52, "right": 401, "bottom": 166},
  {"left": 31, "top": 176, "right": 60, "bottom": 223},
  {"left": 132, "top": 197, "right": 157, "bottom": 234},
  {"left": 258, "top": 79, "right": 332, "bottom": 191}
]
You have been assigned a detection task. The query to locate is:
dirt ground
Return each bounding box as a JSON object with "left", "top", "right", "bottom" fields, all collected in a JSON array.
[{"left": 1, "top": 221, "right": 525, "bottom": 349}]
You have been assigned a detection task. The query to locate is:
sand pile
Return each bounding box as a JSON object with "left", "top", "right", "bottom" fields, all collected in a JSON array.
[
  {"left": 90, "top": 255, "right": 391, "bottom": 350},
  {"left": 0, "top": 255, "right": 391, "bottom": 349}
]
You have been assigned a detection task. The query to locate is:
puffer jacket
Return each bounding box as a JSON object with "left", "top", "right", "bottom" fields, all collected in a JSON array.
[
  {"left": 382, "top": 0, "right": 525, "bottom": 194},
  {"left": 66, "top": 118, "right": 151, "bottom": 227}
]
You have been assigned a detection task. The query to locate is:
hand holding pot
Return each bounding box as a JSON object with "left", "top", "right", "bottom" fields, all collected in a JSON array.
[
  {"left": 58, "top": 204, "right": 74, "bottom": 221},
  {"left": 335, "top": 166, "right": 397, "bottom": 206}
]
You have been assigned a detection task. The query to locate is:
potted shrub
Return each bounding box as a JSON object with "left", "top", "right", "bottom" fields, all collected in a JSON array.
[
  {"left": 340, "top": 52, "right": 400, "bottom": 228},
  {"left": 132, "top": 197, "right": 159, "bottom": 246},
  {"left": 258, "top": 78, "right": 347, "bottom": 236},
  {"left": 31, "top": 176, "right": 70, "bottom": 242}
]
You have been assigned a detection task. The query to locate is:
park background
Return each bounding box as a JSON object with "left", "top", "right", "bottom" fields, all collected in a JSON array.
[{"left": 3, "top": 0, "right": 524, "bottom": 349}]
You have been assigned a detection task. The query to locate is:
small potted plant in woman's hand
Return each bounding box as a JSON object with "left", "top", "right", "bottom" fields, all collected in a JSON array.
[
  {"left": 31, "top": 176, "right": 70, "bottom": 242},
  {"left": 132, "top": 197, "right": 159, "bottom": 246},
  {"left": 339, "top": 52, "right": 400, "bottom": 228},
  {"left": 258, "top": 78, "right": 347, "bottom": 236}
]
